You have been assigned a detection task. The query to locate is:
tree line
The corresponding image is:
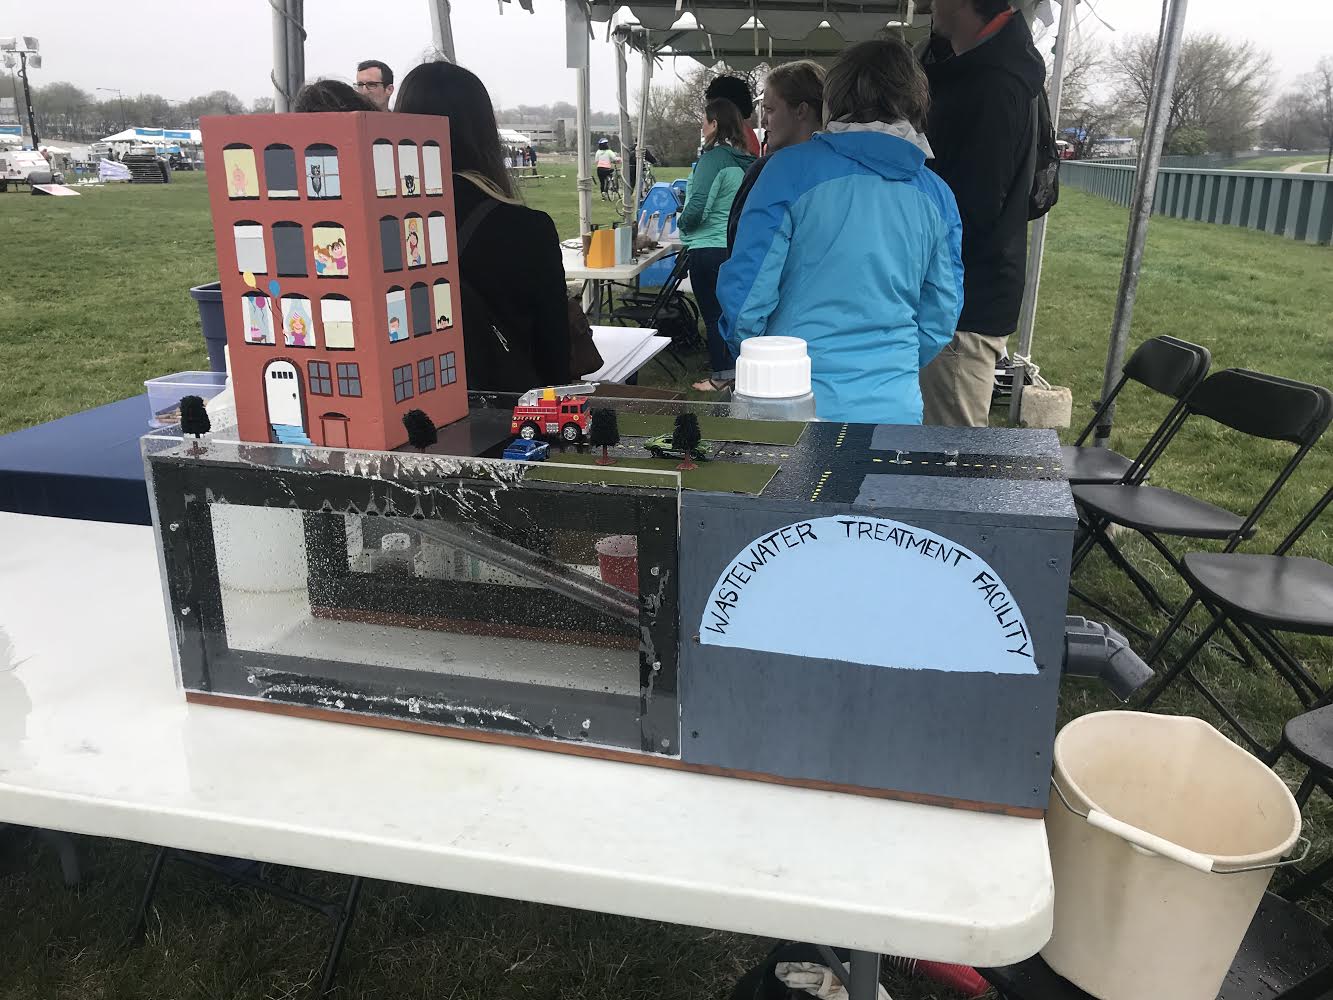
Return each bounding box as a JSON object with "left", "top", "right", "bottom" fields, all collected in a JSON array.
[{"left": 1057, "top": 35, "right": 1330, "bottom": 163}]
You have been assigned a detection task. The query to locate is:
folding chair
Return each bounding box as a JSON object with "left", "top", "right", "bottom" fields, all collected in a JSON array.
[
  {"left": 1270, "top": 704, "right": 1333, "bottom": 902},
  {"left": 608, "top": 248, "right": 701, "bottom": 375},
  {"left": 982, "top": 893, "right": 1333, "bottom": 1000},
  {"left": 1138, "top": 487, "right": 1333, "bottom": 752},
  {"left": 1062, "top": 335, "right": 1211, "bottom": 486},
  {"left": 1070, "top": 370, "right": 1333, "bottom": 648}
]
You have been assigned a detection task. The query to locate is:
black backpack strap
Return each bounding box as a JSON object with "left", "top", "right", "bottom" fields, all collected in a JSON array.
[{"left": 456, "top": 196, "right": 500, "bottom": 254}]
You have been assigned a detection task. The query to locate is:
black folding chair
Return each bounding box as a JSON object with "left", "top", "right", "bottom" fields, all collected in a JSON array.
[
  {"left": 1070, "top": 370, "right": 1333, "bottom": 649},
  {"left": 608, "top": 248, "right": 701, "bottom": 376},
  {"left": 982, "top": 893, "right": 1333, "bottom": 1000},
  {"left": 1270, "top": 704, "right": 1333, "bottom": 903},
  {"left": 1062, "top": 335, "right": 1211, "bottom": 486},
  {"left": 1138, "top": 487, "right": 1333, "bottom": 752}
]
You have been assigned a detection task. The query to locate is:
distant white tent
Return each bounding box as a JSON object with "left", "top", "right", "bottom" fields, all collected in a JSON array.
[
  {"left": 99, "top": 127, "right": 203, "bottom": 146},
  {"left": 499, "top": 128, "right": 531, "bottom": 144}
]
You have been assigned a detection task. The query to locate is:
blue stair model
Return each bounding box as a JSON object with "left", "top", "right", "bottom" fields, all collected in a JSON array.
[{"left": 272, "top": 424, "right": 313, "bottom": 447}]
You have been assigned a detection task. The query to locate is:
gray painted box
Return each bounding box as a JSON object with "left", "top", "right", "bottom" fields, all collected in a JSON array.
[{"left": 677, "top": 425, "right": 1075, "bottom": 814}]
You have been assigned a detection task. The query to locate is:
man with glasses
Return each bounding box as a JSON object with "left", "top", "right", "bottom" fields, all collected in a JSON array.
[{"left": 355, "top": 60, "right": 394, "bottom": 111}]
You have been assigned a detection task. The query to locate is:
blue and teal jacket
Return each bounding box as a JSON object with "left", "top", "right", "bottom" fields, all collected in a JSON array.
[
  {"left": 678, "top": 143, "right": 756, "bottom": 249},
  {"left": 717, "top": 122, "right": 963, "bottom": 425}
]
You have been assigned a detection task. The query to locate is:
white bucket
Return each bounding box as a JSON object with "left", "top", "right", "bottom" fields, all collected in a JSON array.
[{"left": 1043, "top": 711, "right": 1303, "bottom": 1000}]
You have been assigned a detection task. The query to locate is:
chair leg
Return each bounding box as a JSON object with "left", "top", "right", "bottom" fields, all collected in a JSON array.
[
  {"left": 1143, "top": 594, "right": 1200, "bottom": 666},
  {"left": 1181, "top": 666, "right": 1272, "bottom": 756},
  {"left": 317, "top": 875, "right": 363, "bottom": 998},
  {"left": 1294, "top": 769, "right": 1320, "bottom": 809},
  {"left": 1138, "top": 612, "right": 1226, "bottom": 708},
  {"left": 130, "top": 846, "right": 171, "bottom": 944},
  {"left": 1097, "top": 532, "right": 1174, "bottom": 616},
  {"left": 1068, "top": 585, "right": 1157, "bottom": 642}
]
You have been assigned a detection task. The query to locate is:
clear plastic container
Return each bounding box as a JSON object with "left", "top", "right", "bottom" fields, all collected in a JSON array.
[
  {"left": 730, "top": 337, "right": 817, "bottom": 421},
  {"left": 144, "top": 370, "right": 229, "bottom": 428}
]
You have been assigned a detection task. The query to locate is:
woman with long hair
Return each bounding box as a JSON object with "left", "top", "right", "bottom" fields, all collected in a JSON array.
[
  {"left": 677, "top": 98, "right": 756, "bottom": 392},
  {"left": 395, "top": 62, "right": 571, "bottom": 391},
  {"left": 726, "top": 60, "right": 825, "bottom": 254},
  {"left": 718, "top": 39, "right": 963, "bottom": 425}
]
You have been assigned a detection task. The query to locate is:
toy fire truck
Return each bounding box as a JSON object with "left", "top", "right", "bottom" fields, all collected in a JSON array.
[{"left": 510, "top": 384, "right": 595, "bottom": 442}]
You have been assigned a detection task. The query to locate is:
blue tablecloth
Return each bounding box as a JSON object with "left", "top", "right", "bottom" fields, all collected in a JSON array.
[{"left": 0, "top": 396, "right": 152, "bottom": 526}]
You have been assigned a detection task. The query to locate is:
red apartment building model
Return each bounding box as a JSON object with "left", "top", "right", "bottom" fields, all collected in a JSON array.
[{"left": 201, "top": 112, "right": 468, "bottom": 452}]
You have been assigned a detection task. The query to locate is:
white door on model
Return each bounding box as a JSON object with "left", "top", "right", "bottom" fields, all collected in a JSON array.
[{"left": 264, "top": 360, "right": 303, "bottom": 427}]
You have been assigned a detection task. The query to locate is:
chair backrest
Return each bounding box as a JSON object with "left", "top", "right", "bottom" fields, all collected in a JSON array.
[
  {"left": 1188, "top": 370, "right": 1333, "bottom": 446},
  {"left": 1074, "top": 337, "right": 1211, "bottom": 469},
  {"left": 1123, "top": 336, "right": 1212, "bottom": 399},
  {"left": 1179, "top": 369, "right": 1333, "bottom": 550},
  {"left": 643, "top": 249, "right": 692, "bottom": 327}
]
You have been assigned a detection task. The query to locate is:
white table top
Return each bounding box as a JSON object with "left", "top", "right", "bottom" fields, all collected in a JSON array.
[
  {"left": 562, "top": 242, "right": 673, "bottom": 283},
  {"left": 0, "top": 511, "right": 1052, "bottom": 965}
]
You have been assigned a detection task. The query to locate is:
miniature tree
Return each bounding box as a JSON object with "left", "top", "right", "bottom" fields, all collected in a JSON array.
[
  {"left": 588, "top": 408, "right": 620, "bottom": 466},
  {"left": 673, "top": 411, "right": 702, "bottom": 471},
  {"left": 179, "top": 395, "right": 211, "bottom": 454},
  {"left": 402, "top": 409, "right": 438, "bottom": 451}
]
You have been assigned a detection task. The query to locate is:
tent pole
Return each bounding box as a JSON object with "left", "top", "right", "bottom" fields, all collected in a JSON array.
[
  {"left": 567, "top": 0, "right": 593, "bottom": 245},
  {"left": 285, "top": 0, "right": 306, "bottom": 105},
  {"left": 635, "top": 31, "right": 652, "bottom": 221},
  {"left": 1094, "top": 0, "right": 1189, "bottom": 446},
  {"left": 616, "top": 39, "right": 633, "bottom": 221},
  {"left": 271, "top": 0, "right": 290, "bottom": 112},
  {"left": 1009, "top": 0, "right": 1076, "bottom": 425},
  {"left": 428, "top": 0, "right": 457, "bottom": 62}
]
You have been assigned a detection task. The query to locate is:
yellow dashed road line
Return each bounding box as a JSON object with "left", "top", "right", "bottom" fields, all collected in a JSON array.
[{"left": 810, "top": 470, "right": 833, "bottom": 501}]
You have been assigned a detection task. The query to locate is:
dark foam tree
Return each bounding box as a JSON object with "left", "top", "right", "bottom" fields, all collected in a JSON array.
[
  {"left": 402, "top": 409, "right": 438, "bottom": 451},
  {"left": 673, "top": 411, "right": 701, "bottom": 471},
  {"left": 588, "top": 408, "right": 620, "bottom": 465},
  {"left": 179, "top": 394, "right": 211, "bottom": 454}
]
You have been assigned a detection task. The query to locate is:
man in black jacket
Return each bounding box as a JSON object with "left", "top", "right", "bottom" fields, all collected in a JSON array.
[{"left": 919, "top": 0, "right": 1045, "bottom": 426}]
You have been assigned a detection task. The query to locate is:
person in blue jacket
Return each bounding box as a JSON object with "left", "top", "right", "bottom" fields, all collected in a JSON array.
[{"left": 718, "top": 38, "right": 964, "bottom": 426}]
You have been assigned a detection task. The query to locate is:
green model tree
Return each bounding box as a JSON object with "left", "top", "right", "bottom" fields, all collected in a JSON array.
[
  {"left": 589, "top": 408, "right": 620, "bottom": 465},
  {"left": 673, "top": 411, "right": 701, "bottom": 471}
]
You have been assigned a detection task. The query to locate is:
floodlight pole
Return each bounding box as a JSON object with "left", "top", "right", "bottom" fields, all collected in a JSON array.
[
  {"left": 1094, "top": 0, "right": 1189, "bottom": 446},
  {"left": 18, "top": 50, "right": 38, "bottom": 149},
  {"left": 1008, "top": 0, "right": 1076, "bottom": 425}
]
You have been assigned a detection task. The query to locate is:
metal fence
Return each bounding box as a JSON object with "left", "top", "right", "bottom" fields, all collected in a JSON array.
[{"left": 1061, "top": 160, "right": 1333, "bottom": 246}]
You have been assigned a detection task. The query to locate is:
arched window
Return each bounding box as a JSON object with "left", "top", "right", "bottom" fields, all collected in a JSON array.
[
  {"left": 422, "top": 141, "right": 444, "bottom": 195},
  {"left": 321, "top": 295, "right": 354, "bottom": 349},
  {"left": 431, "top": 279, "right": 453, "bottom": 330},
  {"left": 304, "top": 143, "right": 340, "bottom": 199},
  {"left": 240, "top": 292, "right": 274, "bottom": 344},
  {"left": 379, "top": 215, "right": 402, "bottom": 272},
  {"left": 272, "top": 222, "right": 306, "bottom": 276},
  {"left": 281, "top": 294, "right": 315, "bottom": 348},
  {"left": 427, "top": 211, "right": 448, "bottom": 264},
  {"left": 312, "top": 223, "right": 348, "bottom": 278},
  {"left": 409, "top": 282, "right": 431, "bottom": 336},
  {"left": 404, "top": 214, "right": 425, "bottom": 269},
  {"left": 398, "top": 140, "right": 420, "bottom": 196},
  {"left": 372, "top": 139, "right": 396, "bottom": 197},
  {"left": 386, "top": 287, "right": 409, "bottom": 343},
  {"left": 222, "top": 143, "right": 258, "bottom": 199},
  {"left": 264, "top": 144, "right": 298, "bottom": 198},
  {"left": 233, "top": 221, "right": 267, "bottom": 274}
]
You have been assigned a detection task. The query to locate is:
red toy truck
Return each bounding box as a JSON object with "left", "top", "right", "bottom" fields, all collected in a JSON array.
[{"left": 510, "top": 384, "right": 596, "bottom": 442}]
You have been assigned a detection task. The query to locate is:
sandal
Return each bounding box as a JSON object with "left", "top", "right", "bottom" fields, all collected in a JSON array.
[{"left": 691, "top": 378, "right": 735, "bottom": 393}]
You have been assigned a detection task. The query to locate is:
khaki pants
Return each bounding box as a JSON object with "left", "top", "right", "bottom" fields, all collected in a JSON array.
[{"left": 920, "top": 330, "right": 1007, "bottom": 427}]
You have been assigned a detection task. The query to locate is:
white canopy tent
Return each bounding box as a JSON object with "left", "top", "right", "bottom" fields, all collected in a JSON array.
[
  {"left": 265, "top": 0, "right": 1191, "bottom": 440},
  {"left": 99, "top": 127, "right": 203, "bottom": 146}
]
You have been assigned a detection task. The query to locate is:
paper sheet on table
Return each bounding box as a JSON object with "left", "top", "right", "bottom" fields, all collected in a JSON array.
[{"left": 584, "top": 326, "right": 672, "bottom": 383}]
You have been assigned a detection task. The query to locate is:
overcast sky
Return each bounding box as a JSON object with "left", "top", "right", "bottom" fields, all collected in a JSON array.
[{"left": 11, "top": 0, "right": 1331, "bottom": 115}]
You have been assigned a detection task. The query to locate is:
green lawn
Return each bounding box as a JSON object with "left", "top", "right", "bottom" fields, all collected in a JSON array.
[
  {"left": 1304, "top": 160, "right": 1331, "bottom": 174},
  {"left": 2, "top": 169, "right": 1333, "bottom": 1000},
  {"left": 1223, "top": 154, "right": 1324, "bottom": 172}
]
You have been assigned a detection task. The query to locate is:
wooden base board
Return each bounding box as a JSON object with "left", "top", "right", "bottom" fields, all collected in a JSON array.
[{"left": 186, "top": 691, "right": 1045, "bottom": 820}]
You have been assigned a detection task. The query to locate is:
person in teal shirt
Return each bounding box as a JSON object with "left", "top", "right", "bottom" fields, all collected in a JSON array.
[{"left": 677, "top": 99, "right": 756, "bottom": 390}]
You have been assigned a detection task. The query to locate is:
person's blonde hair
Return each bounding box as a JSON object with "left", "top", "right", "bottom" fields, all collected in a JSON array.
[
  {"left": 763, "top": 61, "right": 826, "bottom": 116},
  {"left": 824, "top": 38, "right": 930, "bottom": 130}
]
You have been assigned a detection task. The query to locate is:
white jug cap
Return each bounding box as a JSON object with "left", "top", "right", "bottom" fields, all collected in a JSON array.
[{"left": 735, "top": 336, "right": 812, "bottom": 399}]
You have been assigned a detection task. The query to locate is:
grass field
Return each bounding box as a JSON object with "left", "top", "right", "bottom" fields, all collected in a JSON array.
[
  {"left": 2, "top": 165, "right": 1333, "bottom": 1000},
  {"left": 1305, "top": 159, "right": 1332, "bottom": 174},
  {"left": 1223, "top": 154, "right": 1327, "bottom": 172}
]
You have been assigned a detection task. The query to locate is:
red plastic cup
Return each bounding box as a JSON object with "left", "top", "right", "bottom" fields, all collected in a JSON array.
[{"left": 596, "top": 535, "right": 638, "bottom": 594}]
